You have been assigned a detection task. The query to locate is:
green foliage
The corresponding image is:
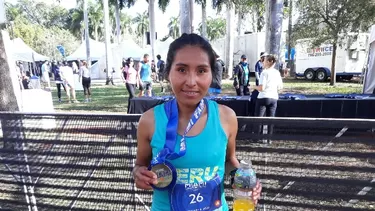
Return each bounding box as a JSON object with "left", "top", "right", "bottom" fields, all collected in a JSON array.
[
  {"left": 5, "top": 0, "right": 79, "bottom": 60},
  {"left": 168, "top": 16, "right": 179, "bottom": 39},
  {"left": 294, "top": 0, "right": 375, "bottom": 47},
  {"left": 198, "top": 17, "right": 226, "bottom": 41},
  {"left": 11, "top": 17, "right": 78, "bottom": 60}
]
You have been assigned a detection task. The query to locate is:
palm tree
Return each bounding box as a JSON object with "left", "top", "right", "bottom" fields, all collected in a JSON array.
[
  {"left": 133, "top": 10, "right": 149, "bottom": 47},
  {"left": 266, "top": 0, "right": 284, "bottom": 62},
  {"left": 120, "top": 13, "right": 133, "bottom": 38},
  {"left": 148, "top": 0, "right": 170, "bottom": 64},
  {"left": 88, "top": 3, "right": 104, "bottom": 41},
  {"left": 199, "top": 17, "right": 226, "bottom": 41},
  {"left": 213, "top": 0, "right": 236, "bottom": 78},
  {"left": 180, "top": 0, "right": 192, "bottom": 34},
  {"left": 195, "top": 0, "right": 207, "bottom": 38},
  {"left": 168, "top": 16, "right": 180, "bottom": 39},
  {"left": 70, "top": 8, "right": 84, "bottom": 39}
]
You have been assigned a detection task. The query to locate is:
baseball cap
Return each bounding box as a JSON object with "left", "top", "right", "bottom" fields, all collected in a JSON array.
[
  {"left": 260, "top": 52, "right": 269, "bottom": 57},
  {"left": 241, "top": 54, "right": 247, "bottom": 59}
]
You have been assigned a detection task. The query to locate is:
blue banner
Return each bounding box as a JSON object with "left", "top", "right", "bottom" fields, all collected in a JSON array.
[{"left": 56, "top": 45, "right": 65, "bottom": 57}]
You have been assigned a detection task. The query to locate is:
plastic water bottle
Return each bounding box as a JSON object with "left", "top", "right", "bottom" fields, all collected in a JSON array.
[{"left": 233, "top": 160, "right": 257, "bottom": 211}]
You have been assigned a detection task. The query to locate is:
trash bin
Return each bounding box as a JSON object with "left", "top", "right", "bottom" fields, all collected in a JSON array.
[{"left": 29, "top": 76, "right": 41, "bottom": 89}]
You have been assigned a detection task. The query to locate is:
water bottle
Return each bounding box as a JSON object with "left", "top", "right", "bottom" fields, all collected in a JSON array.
[{"left": 233, "top": 160, "right": 257, "bottom": 211}]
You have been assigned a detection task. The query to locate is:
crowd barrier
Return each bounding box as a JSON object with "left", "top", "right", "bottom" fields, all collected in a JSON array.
[{"left": 0, "top": 112, "right": 374, "bottom": 211}]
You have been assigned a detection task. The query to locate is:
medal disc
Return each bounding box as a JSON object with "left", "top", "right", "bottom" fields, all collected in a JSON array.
[{"left": 149, "top": 161, "right": 177, "bottom": 190}]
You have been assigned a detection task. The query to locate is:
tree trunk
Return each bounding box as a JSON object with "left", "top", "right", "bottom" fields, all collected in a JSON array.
[
  {"left": 266, "top": 0, "right": 284, "bottom": 66},
  {"left": 103, "top": 0, "right": 111, "bottom": 79},
  {"left": 180, "top": 0, "right": 192, "bottom": 34},
  {"left": 225, "top": 3, "right": 235, "bottom": 79},
  {"left": 95, "top": 25, "right": 98, "bottom": 41},
  {"left": 237, "top": 13, "right": 242, "bottom": 36},
  {"left": 189, "top": 0, "right": 194, "bottom": 32},
  {"left": 201, "top": 3, "right": 207, "bottom": 38},
  {"left": 0, "top": 30, "right": 21, "bottom": 112},
  {"left": 252, "top": 8, "right": 257, "bottom": 32},
  {"left": 114, "top": 1, "right": 121, "bottom": 44},
  {"left": 264, "top": 0, "right": 271, "bottom": 50},
  {"left": 149, "top": 0, "right": 156, "bottom": 63},
  {"left": 330, "top": 42, "right": 337, "bottom": 86},
  {"left": 83, "top": 0, "right": 91, "bottom": 66}
]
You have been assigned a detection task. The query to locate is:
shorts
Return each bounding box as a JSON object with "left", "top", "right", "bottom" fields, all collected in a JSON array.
[
  {"left": 64, "top": 80, "right": 75, "bottom": 89},
  {"left": 140, "top": 81, "right": 152, "bottom": 91}
]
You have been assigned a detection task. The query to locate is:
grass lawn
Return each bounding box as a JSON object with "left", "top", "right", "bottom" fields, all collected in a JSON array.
[{"left": 52, "top": 78, "right": 364, "bottom": 114}]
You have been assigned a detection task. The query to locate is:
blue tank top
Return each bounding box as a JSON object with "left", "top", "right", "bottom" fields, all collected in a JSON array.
[
  {"left": 150, "top": 100, "right": 229, "bottom": 211},
  {"left": 140, "top": 61, "right": 152, "bottom": 82}
]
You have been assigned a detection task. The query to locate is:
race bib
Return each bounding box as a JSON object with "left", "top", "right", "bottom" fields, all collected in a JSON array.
[{"left": 169, "top": 175, "right": 222, "bottom": 211}]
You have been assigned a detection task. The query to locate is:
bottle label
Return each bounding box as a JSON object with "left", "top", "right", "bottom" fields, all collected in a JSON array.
[{"left": 234, "top": 189, "right": 252, "bottom": 197}]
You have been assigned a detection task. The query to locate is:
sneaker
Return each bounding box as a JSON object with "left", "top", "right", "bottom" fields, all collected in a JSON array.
[
  {"left": 58, "top": 99, "right": 62, "bottom": 103},
  {"left": 88, "top": 98, "right": 92, "bottom": 102},
  {"left": 73, "top": 100, "right": 79, "bottom": 103},
  {"left": 84, "top": 99, "right": 89, "bottom": 103}
]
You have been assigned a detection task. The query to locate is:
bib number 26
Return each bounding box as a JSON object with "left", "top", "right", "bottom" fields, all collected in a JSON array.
[{"left": 189, "top": 193, "right": 204, "bottom": 204}]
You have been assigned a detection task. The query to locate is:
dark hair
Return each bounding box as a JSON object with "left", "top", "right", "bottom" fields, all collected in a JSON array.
[
  {"left": 265, "top": 54, "right": 277, "bottom": 64},
  {"left": 143, "top": 54, "right": 149, "bottom": 58},
  {"left": 156, "top": 54, "right": 161, "bottom": 60},
  {"left": 164, "top": 33, "right": 216, "bottom": 80},
  {"left": 126, "top": 57, "right": 133, "bottom": 67}
]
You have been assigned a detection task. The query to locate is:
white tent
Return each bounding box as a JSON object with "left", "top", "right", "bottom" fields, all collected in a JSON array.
[
  {"left": 11, "top": 38, "right": 49, "bottom": 62},
  {"left": 363, "top": 25, "right": 375, "bottom": 94},
  {"left": 112, "top": 39, "right": 145, "bottom": 60},
  {"left": 144, "top": 37, "right": 174, "bottom": 60},
  {"left": 65, "top": 39, "right": 105, "bottom": 61}
]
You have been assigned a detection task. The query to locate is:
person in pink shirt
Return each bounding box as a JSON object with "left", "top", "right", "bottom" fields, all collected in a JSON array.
[{"left": 121, "top": 57, "right": 139, "bottom": 111}]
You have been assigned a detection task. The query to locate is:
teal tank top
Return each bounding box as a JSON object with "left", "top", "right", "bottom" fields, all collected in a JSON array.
[{"left": 150, "top": 100, "right": 229, "bottom": 211}]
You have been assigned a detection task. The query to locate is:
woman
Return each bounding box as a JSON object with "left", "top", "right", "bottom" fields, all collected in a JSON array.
[
  {"left": 254, "top": 55, "right": 283, "bottom": 137},
  {"left": 121, "top": 57, "right": 138, "bottom": 112},
  {"left": 79, "top": 61, "right": 92, "bottom": 102},
  {"left": 52, "top": 61, "right": 66, "bottom": 103},
  {"left": 60, "top": 61, "right": 79, "bottom": 103},
  {"left": 133, "top": 33, "right": 261, "bottom": 211}
]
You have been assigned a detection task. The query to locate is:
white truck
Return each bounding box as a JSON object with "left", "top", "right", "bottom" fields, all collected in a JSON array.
[{"left": 295, "top": 33, "right": 369, "bottom": 81}]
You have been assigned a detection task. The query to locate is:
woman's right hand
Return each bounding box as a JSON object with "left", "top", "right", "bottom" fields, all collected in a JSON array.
[{"left": 133, "top": 165, "right": 158, "bottom": 190}]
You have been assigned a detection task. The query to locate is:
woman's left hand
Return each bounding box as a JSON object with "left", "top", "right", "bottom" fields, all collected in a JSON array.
[{"left": 251, "top": 180, "right": 262, "bottom": 204}]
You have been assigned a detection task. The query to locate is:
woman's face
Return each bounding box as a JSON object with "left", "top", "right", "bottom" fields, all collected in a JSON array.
[{"left": 169, "top": 46, "right": 212, "bottom": 107}]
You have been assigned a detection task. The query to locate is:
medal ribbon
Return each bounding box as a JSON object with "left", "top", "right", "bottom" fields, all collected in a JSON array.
[{"left": 151, "top": 98, "right": 206, "bottom": 165}]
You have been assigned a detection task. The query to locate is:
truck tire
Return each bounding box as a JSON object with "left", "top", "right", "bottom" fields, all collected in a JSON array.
[
  {"left": 304, "top": 69, "right": 315, "bottom": 81},
  {"left": 316, "top": 68, "right": 328, "bottom": 82}
]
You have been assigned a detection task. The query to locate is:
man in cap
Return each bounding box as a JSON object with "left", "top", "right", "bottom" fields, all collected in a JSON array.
[
  {"left": 233, "top": 54, "right": 251, "bottom": 96},
  {"left": 255, "top": 52, "right": 267, "bottom": 86}
]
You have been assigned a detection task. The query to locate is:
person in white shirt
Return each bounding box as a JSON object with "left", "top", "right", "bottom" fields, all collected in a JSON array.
[
  {"left": 41, "top": 60, "right": 51, "bottom": 89},
  {"left": 79, "top": 61, "right": 92, "bottom": 102},
  {"left": 60, "top": 61, "right": 79, "bottom": 103},
  {"left": 254, "top": 54, "right": 283, "bottom": 138}
]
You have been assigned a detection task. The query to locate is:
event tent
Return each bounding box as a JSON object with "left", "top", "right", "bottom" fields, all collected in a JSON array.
[
  {"left": 143, "top": 37, "right": 174, "bottom": 60},
  {"left": 11, "top": 38, "right": 49, "bottom": 62},
  {"left": 112, "top": 39, "right": 145, "bottom": 60},
  {"left": 65, "top": 39, "right": 105, "bottom": 61},
  {"left": 363, "top": 25, "right": 375, "bottom": 94}
]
